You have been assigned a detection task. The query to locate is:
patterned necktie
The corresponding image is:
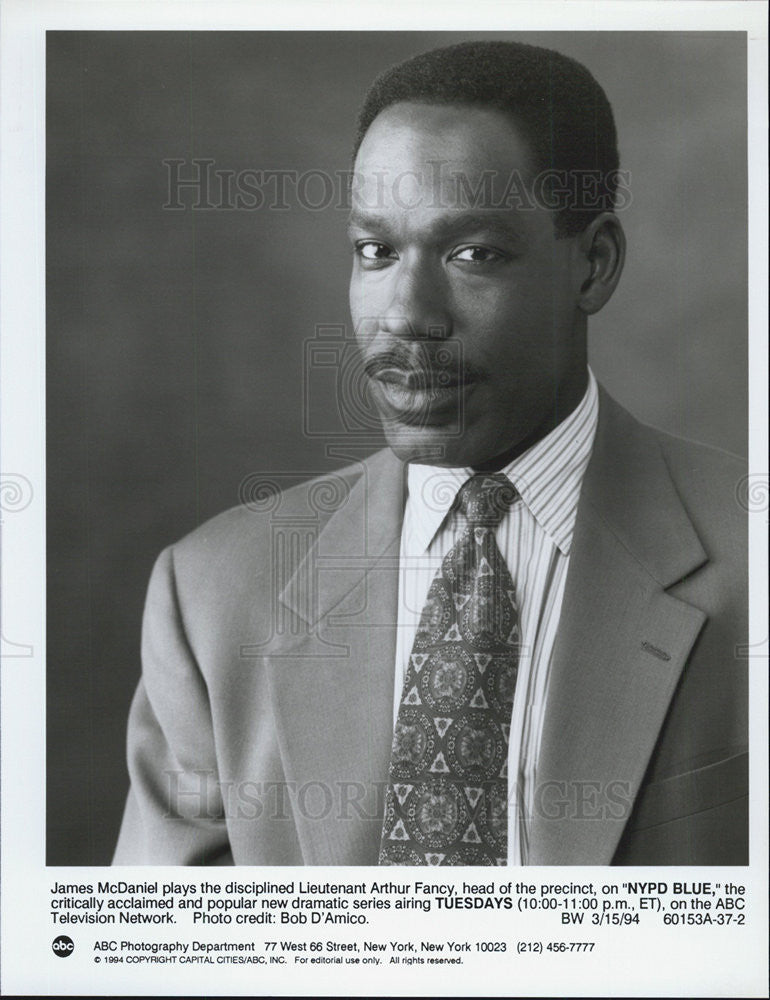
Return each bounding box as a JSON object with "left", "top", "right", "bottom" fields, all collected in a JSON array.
[{"left": 379, "top": 473, "right": 520, "bottom": 866}]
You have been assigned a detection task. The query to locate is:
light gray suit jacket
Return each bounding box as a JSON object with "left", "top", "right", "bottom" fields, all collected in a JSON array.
[{"left": 114, "top": 389, "right": 748, "bottom": 865}]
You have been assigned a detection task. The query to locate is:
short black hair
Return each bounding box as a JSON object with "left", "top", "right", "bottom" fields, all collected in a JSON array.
[{"left": 353, "top": 40, "right": 619, "bottom": 237}]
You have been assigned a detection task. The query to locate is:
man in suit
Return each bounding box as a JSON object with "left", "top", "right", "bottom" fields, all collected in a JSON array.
[{"left": 114, "top": 41, "right": 747, "bottom": 866}]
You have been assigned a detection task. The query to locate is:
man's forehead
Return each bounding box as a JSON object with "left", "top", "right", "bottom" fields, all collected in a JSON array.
[{"left": 351, "top": 101, "right": 538, "bottom": 212}]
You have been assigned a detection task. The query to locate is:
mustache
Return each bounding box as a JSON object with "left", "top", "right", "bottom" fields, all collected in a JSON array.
[{"left": 362, "top": 344, "right": 482, "bottom": 387}]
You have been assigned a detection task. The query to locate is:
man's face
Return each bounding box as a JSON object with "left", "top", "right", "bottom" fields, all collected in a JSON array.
[{"left": 349, "top": 101, "right": 588, "bottom": 468}]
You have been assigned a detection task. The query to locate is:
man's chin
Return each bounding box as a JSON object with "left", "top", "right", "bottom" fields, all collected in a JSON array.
[{"left": 381, "top": 422, "right": 475, "bottom": 467}]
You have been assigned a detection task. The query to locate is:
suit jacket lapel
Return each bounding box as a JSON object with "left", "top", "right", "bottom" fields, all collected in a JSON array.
[
  {"left": 528, "top": 391, "right": 709, "bottom": 864},
  {"left": 266, "top": 448, "right": 406, "bottom": 865}
]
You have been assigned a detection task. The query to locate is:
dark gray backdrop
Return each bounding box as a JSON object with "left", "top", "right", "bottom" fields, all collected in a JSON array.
[{"left": 46, "top": 30, "right": 747, "bottom": 864}]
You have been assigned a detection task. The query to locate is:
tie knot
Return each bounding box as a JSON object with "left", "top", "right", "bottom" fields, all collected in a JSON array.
[{"left": 455, "top": 473, "right": 518, "bottom": 527}]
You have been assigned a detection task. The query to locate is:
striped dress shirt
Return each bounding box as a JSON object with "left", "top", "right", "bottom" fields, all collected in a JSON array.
[{"left": 393, "top": 368, "right": 599, "bottom": 864}]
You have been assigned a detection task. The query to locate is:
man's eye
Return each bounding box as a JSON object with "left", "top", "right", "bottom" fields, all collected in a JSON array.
[
  {"left": 356, "top": 241, "right": 395, "bottom": 260},
  {"left": 451, "top": 245, "right": 502, "bottom": 263}
]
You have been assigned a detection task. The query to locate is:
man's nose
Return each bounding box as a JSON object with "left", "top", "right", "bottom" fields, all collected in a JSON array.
[{"left": 378, "top": 254, "right": 451, "bottom": 341}]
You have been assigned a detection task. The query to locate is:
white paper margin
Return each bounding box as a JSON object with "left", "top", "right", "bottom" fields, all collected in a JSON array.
[{"left": 1, "top": 2, "right": 767, "bottom": 996}]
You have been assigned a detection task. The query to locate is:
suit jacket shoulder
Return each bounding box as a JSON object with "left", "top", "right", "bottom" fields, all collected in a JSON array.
[
  {"left": 172, "top": 458, "right": 368, "bottom": 566},
  {"left": 163, "top": 458, "right": 376, "bottom": 656},
  {"left": 652, "top": 425, "right": 747, "bottom": 582}
]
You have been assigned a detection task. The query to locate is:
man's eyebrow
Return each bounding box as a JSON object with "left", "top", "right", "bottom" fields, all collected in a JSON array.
[
  {"left": 347, "top": 211, "right": 527, "bottom": 242},
  {"left": 347, "top": 211, "right": 391, "bottom": 234}
]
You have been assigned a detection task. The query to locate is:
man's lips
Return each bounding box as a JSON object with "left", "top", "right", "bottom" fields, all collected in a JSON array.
[
  {"left": 365, "top": 364, "right": 477, "bottom": 425},
  {"left": 371, "top": 366, "right": 471, "bottom": 390}
]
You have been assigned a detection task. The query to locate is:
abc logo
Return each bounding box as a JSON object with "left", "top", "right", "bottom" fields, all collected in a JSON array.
[{"left": 52, "top": 935, "right": 75, "bottom": 958}]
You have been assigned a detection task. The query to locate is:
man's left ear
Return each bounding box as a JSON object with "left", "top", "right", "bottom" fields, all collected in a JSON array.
[{"left": 574, "top": 212, "right": 626, "bottom": 315}]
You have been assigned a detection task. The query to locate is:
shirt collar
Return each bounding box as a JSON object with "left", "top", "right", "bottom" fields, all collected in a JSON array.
[{"left": 405, "top": 367, "right": 599, "bottom": 556}]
